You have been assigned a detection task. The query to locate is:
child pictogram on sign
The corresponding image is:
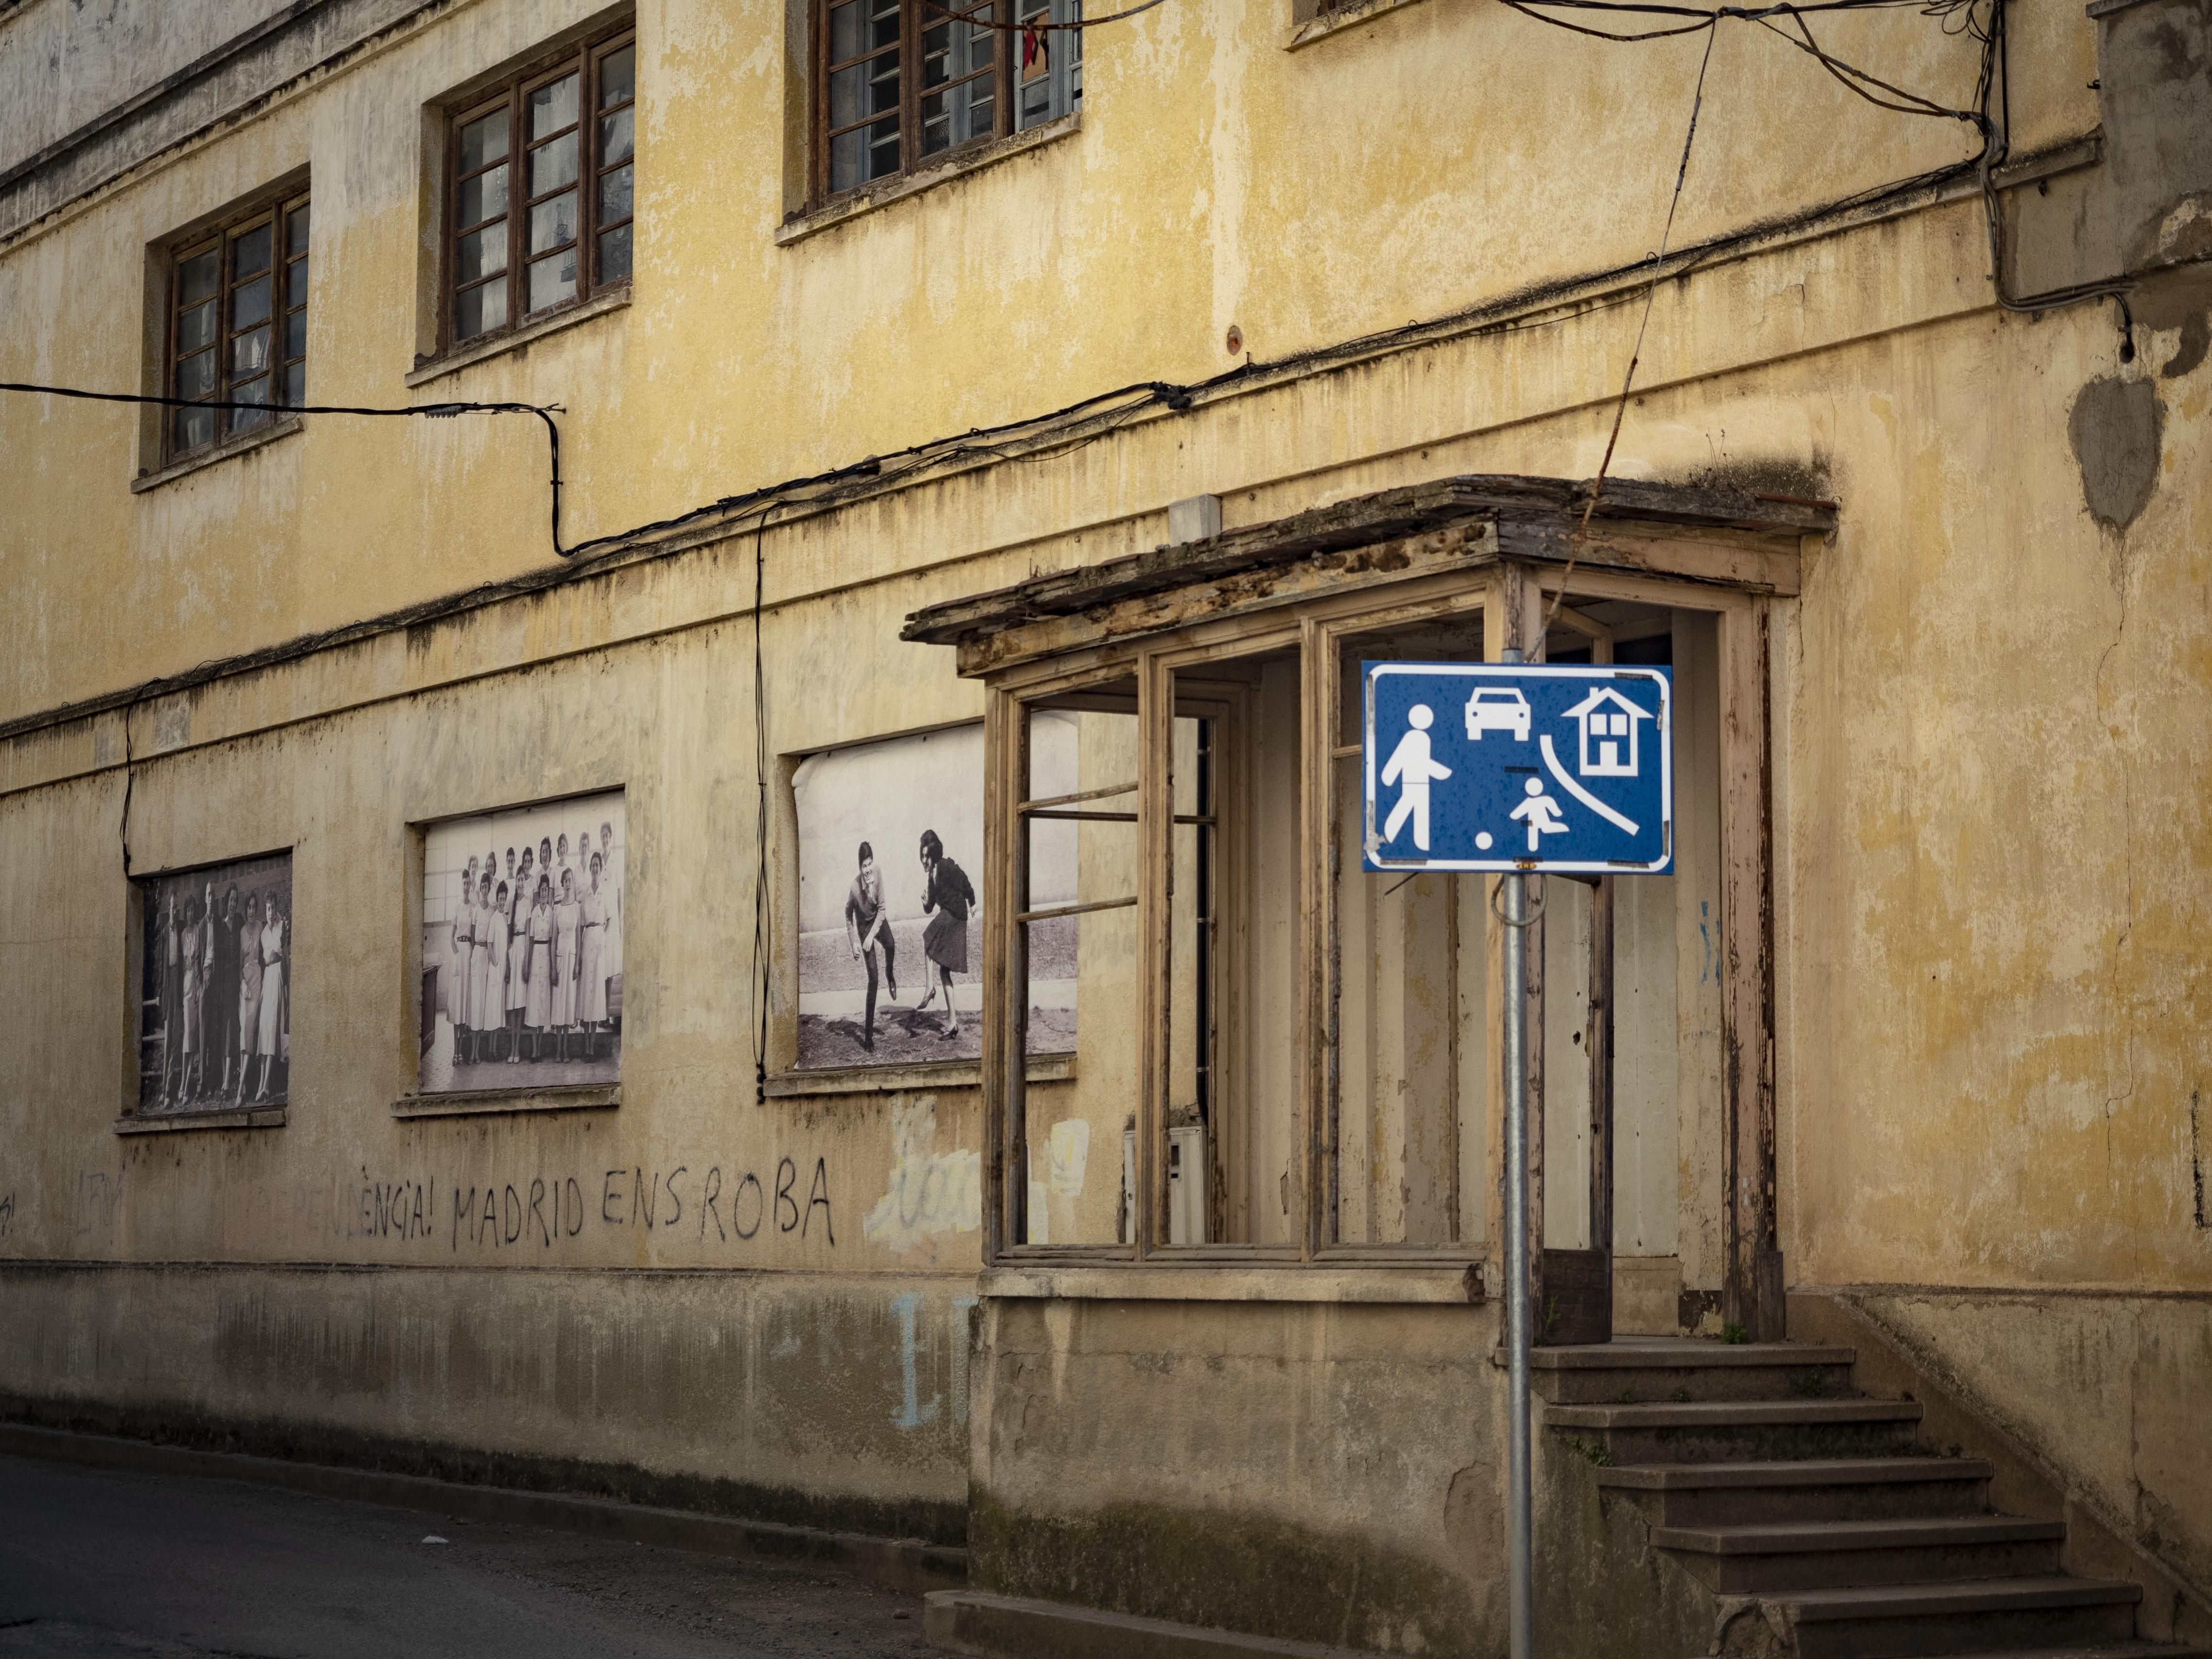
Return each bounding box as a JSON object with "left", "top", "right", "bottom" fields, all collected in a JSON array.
[
  {"left": 1508, "top": 776, "right": 1569, "bottom": 852},
  {"left": 1380, "top": 704, "right": 1452, "bottom": 851}
]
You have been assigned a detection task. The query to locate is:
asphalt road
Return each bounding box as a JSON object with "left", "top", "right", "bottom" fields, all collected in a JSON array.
[{"left": 0, "top": 1453, "right": 935, "bottom": 1658}]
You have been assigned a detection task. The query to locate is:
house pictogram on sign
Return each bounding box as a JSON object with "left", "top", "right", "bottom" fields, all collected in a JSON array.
[{"left": 1562, "top": 686, "right": 1653, "bottom": 778}]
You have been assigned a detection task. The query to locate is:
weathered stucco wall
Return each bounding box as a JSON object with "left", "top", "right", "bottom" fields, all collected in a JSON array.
[
  {"left": 0, "top": 0, "right": 295, "bottom": 175},
  {"left": 0, "top": 0, "right": 2207, "bottom": 1639},
  {"left": 0, "top": 0, "right": 2098, "bottom": 718}
]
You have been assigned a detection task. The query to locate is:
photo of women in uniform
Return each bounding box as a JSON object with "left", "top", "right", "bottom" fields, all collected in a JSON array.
[
  {"left": 793, "top": 721, "right": 1078, "bottom": 1068},
  {"left": 135, "top": 851, "right": 292, "bottom": 1113},
  {"left": 419, "top": 792, "right": 623, "bottom": 1093}
]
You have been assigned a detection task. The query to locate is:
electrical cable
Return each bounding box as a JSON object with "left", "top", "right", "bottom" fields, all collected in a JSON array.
[
  {"left": 1498, "top": 0, "right": 2137, "bottom": 377},
  {"left": 0, "top": 380, "right": 566, "bottom": 558},
  {"left": 751, "top": 509, "right": 775, "bottom": 1107}
]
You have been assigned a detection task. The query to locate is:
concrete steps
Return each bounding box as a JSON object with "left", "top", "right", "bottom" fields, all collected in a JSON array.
[
  {"left": 1545, "top": 1396, "right": 1925, "bottom": 1464},
  {"left": 1775, "top": 1576, "right": 2142, "bottom": 1659},
  {"left": 1527, "top": 1339, "right": 1857, "bottom": 1404},
  {"left": 1598, "top": 1457, "right": 1996, "bottom": 1524},
  {"left": 1541, "top": 1338, "right": 2195, "bottom": 1657},
  {"left": 1652, "top": 1515, "right": 2067, "bottom": 1592}
]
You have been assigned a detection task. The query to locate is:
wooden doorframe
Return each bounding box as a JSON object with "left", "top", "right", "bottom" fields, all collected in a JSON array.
[
  {"left": 1717, "top": 592, "right": 1782, "bottom": 1340},
  {"left": 1490, "top": 565, "right": 1783, "bottom": 1344}
]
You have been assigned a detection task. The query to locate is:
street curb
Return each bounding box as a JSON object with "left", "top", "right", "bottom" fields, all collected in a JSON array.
[
  {"left": 923, "top": 1590, "right": 1389, "bottom": 1659},
  {"left": 0, "top": 1422, "right": 967, "bottom": 1595}
]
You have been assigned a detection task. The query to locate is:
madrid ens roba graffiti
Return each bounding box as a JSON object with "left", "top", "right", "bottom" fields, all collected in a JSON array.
[{"left": 354, "top": 1157, "right": 836, "bottom": 1252}]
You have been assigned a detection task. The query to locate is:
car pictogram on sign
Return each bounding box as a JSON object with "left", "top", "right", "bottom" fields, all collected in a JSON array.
[{"left": 1464, "top": 686, "right": 1532, "bottom": 742}]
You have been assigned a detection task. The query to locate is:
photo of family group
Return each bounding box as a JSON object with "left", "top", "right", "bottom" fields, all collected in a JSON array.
[
  {"left": 418, "top": 791, "right": 623, "bottom": 1093},
  {"left": 136, "top": 851, "right": 294, "bottom": 1113},
  {"left": 793, "top": 719, "right": 1079, "bottom": 1068}
]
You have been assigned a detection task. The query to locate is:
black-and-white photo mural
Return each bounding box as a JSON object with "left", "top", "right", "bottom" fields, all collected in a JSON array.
[
  {"left": 419, "top": 792, "right": 624, "bottom": 1093},
  {"left": 794, "top": 719, "right": 1078, "bottom": 1067},
  {"left": 136, "top": 851, "right": 294, "bottom": 1112}
]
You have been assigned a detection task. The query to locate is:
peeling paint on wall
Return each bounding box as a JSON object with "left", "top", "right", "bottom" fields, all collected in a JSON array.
[{"left": 861, "top": 1096, "right": 981, "bottom": 1254}]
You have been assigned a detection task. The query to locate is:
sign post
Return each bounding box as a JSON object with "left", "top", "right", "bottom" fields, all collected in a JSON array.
[{"left": 1362, "top": 654, "right": 1673, "bottom": 1659}]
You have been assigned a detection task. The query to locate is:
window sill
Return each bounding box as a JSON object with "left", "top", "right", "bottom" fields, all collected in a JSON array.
[
  {"left": 776, "top": 114, "right": 1081, "bottom": 248},
  {"left": 131, "top": 417, "right": 302, "bottom": 494},
  {"left": 981, "top": 1261, "right": 1486, "bottom": 1304},
  {"left": 391, "top": 1083, "right": 619, "bottom": 1119},
  {"left": 1284, "top": 0, "right": 1430, "bottom": 50},
  {"left": 114, "top": 1105, "right": 287, "bottom": 1134},
  {"left": 766, "top": 1051, "right": 1073, "bottom": 1100},
  {"left": 406, "top": 287, "right": 631, "bottom": 389}
]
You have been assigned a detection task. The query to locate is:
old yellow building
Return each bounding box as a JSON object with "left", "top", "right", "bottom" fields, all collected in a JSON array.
[{"left": 0, "top": 0, "right": 2206, "bottom": 1653}]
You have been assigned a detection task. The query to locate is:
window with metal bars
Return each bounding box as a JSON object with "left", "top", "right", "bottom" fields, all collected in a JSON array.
[
  {"left": 814, "top": 0, "right": 1081, "bottom": 203},
  {"left": 166, "top": 193, "right": 309, "bottom": 462},
  {"left": 446, "top": 26, "right": 635, "bottom": 350}
]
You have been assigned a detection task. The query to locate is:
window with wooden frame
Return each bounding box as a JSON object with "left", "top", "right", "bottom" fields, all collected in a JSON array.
[
  {"left": 908, "top": 479, "right": 1822, "bottom": 1337},
  {"left": 446, "top": 26, "right": 635, "bottom": 349},
  {"left": 813, "top": 0, "right": 1081, "bottom": 202},
  {"left": 165, "top": 192, "right": 309, "bottom": 462}
]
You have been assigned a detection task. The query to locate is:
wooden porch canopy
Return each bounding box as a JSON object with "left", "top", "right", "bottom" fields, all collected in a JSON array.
[{"left": 901, "top": 473, "right": 1835, "bottom": 670}]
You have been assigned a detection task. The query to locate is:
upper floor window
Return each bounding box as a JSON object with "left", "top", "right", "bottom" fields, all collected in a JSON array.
[
  {"left": 813, "top": 0, "right": 1080, "bottom": 202},
  {"left": 167, "top": 193, "right": 309, "bottom": 461},
  {"left": 447, "top": 27, "right": 635, "bottom": 348}
]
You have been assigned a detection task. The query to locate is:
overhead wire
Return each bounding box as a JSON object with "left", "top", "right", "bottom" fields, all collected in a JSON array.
[
  {"left": 1497, "top": 0, "right": 2134, "bottom": 349},
  {"left": 1544, "top": 21, "right": 1720, "bottom": 640}
]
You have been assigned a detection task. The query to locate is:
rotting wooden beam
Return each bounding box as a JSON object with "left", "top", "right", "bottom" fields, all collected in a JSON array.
[
  {"left": 1491, "top": 519, "right": 1803, "bottom": 597},
  {"left": 902, "top": 473, "right": 1830, "bottom": 654},
  {"left": 951, "top": 524, "right": 1498, "bottom": 677}
]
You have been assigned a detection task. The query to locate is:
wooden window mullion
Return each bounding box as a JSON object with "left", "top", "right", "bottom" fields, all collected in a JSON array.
[
  {"left": 995, "top": 0, "right": 1013, "bottom": 140},
  {"left": 811, "top": 0, "right": 825, "bottom": 202},
  {"left": 506, "top": 86, "right": 523, "bottom": 334},
  {"left": 901, "top": 0, "right": 919, "bottom": 176}
]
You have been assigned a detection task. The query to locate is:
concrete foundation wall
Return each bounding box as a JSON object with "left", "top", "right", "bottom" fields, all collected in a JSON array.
[
  {"left": 969, "top": 1297, "right": 1506, "bottom": 1658},
  {"left": 0, "top": 1259, "right": 973, "bottom": 1542}
]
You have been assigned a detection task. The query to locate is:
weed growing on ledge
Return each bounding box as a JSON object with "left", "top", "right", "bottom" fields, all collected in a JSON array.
[{"left": 1566, "top": 1436, "right": 1615, "bottom": 1468}]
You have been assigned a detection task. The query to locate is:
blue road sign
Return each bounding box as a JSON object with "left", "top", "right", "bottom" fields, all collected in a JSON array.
[{"left": 1362, "top": 662, "right": 1673, "bottom": 873}]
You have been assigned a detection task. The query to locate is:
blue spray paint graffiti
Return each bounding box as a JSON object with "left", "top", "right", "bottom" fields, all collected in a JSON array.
[{"left": 891, "top": 1291, "right": 942, "bottom": 1428}]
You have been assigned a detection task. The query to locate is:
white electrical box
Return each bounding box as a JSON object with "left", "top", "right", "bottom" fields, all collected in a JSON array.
[{"left": 1122, "top": 1125, "right": 1208, "bottom": 1245}]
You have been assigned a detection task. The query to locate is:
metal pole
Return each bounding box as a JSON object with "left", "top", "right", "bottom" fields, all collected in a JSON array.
[{"left": 1499, "top": 643, "right": 1533, "bottom": 1659}]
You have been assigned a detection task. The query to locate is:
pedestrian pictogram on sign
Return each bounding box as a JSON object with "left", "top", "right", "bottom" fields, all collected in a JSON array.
[{"left": 1361, "top": 661, "right": 1672, "bottom": 873}]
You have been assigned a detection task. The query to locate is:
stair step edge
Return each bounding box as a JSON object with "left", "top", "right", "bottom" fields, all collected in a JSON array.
[
  {"left": 1777, "top": 1576, "right": 2144, "bottom": 1621},
  {"left": 1547, "top": 1399, "right": 1923, "bottom": 1427},
  {"left": 1653, "top": 1517, "right": 2067, "bottom": 1554},
  {"left": 1524, "top": 1344, "right": 1857, "bottom": 1369},
  {"left": 1598, "top": 1458, "right": 1993, "bottom": 1490}
]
